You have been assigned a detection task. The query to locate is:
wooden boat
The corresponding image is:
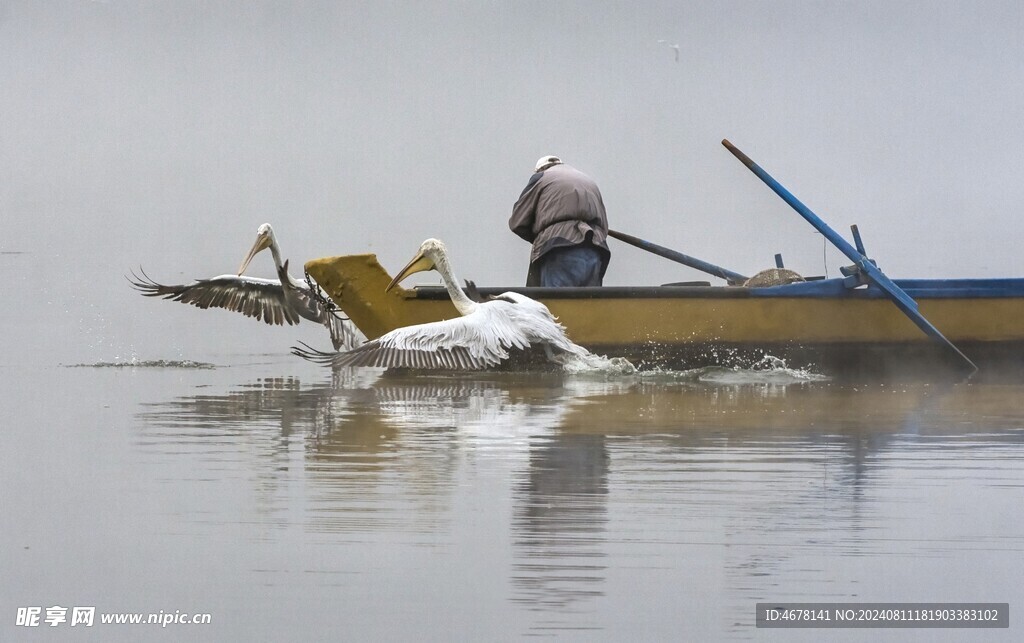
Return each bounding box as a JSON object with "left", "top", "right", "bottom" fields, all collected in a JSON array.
[
  {"left": 303, "top": 253, "right": 1024, "bottom": 378},
  {"left": 304, "top": 141, "right": 1024, "bottom": 379}
]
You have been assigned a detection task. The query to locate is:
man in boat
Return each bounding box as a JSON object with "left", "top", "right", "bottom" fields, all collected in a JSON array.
[{"left": 509, "top": 155, "right": 611, "bottom": 287}]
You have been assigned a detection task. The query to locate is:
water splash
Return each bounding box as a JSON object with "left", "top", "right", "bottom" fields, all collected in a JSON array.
[
  {"left": 65, "top": 359, "right": 217, "bottom": 369},
  {"left": 696, "top": 364, "right": 828, "bottom": 385},
  {"left": 558, "top": 352, "right": 638, "bottom": 376},
  {"left": 639, "top": 355, "right": 829, "bottom": 384}
]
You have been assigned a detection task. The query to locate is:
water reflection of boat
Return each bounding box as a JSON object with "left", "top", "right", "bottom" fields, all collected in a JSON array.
[
  {"left": 138, "top": 372, "right": 1024, "bottom": 461},
  {"left": 511, "top": 431, "right": 609, "bottom": 630},
  {"left": 136, "top": 372, "right": 1024, "bottom": 634}
]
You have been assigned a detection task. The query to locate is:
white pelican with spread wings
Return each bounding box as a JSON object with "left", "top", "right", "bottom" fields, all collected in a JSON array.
[
  {"left": 129, "top": 223, "right": 359, "bottom": 351},
  {"left": 293, "top": 238, "right": 591, "bottom": 369}
]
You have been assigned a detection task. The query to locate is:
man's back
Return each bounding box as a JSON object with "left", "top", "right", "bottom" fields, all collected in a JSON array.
[{"left": 509, "top": 159, "right": 611, "bottom": 287}]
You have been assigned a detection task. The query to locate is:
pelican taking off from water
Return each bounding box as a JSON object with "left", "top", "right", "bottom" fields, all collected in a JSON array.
[
  {"left": 293, "top": 238, "right": 592, "bottom": 370},
  {"left": 129, "top": 223, "right": 359, "bottom": 351}
]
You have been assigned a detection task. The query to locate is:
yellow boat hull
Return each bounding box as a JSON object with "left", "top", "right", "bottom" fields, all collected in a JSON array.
[{"left": 305, "top": 254, "right": 1024, "bottom": 377}]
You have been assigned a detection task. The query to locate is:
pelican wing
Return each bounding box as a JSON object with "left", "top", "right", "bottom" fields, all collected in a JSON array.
[
  {"left": 275, "top": 261, "right": 361, "bottom": 351},
  {"left": 462, "top": 279, "right": 488, "bottom": 303},
  {"left": 293, "top": 340, "right": 492, "bottom": 370},
  {"left": 128, "top": 268, "right": 301, "bottom": 326},
  {"left": 289, "top": 286, "right": 361, "bottom": 351},
  {"left": 294, "top": 300, "right": 539, "bottom": 370},
  {"left": 494, "top": 292, "right": 590, "bottom": 357},
  {"left": 324, "top": 310, "right": 362, "bottom": 352}
]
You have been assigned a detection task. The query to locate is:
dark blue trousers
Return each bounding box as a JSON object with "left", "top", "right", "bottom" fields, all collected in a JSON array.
[{"left": 538, "top": 245, "right": 605, "bottom": 287}]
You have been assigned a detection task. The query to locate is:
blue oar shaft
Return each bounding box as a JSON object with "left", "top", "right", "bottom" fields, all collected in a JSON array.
[
  {"left": 608, "top": 229, "right": 748, "bottom": 285},
  {"left": 721, "top": 139, "right": 977, "bottom": 376},
  {"left": 723, "top": 141, "right": 879, "bottom": 277}
]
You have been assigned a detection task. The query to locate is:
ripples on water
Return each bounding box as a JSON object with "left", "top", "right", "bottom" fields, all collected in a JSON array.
[
  {"left": 5, "top": 339, "right": 1021, "bottom": 641},
  {"left": 111, "top": 359, "right": 1024, "bottom": 641}
]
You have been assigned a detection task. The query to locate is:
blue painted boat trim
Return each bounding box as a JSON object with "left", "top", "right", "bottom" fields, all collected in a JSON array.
[
  {"left": 752, "top": 278, "right": 1024, "bottom": 299},
  {"left": 412, "top": 278, "right": 1024, "bottom": 301}
]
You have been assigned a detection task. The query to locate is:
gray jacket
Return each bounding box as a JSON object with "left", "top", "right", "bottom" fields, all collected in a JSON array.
[{"left": 509, "top": 163, "right": 610, "bottom": 282}]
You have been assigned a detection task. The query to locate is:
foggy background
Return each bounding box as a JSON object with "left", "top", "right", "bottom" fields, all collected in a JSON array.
[{"left": 2, "top": 0, "right": 1023, "bottom": 363}]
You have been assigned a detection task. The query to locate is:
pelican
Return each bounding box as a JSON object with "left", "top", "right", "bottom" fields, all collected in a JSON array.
[
  {"left": 128, "top": 223, "right": 359, "bottom": 351},
  {"left": 293, "top": 238, "right": 591, "bottom": 370}
]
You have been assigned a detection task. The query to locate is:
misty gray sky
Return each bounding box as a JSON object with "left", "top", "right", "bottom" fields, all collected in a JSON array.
[{"left": 3, "top": 0, "right": 1023, "bottom": 359}]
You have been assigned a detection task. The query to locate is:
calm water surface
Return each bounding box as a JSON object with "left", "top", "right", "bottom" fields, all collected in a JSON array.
[
  {"left": 3, "top": 350, "right": 1023, "bottom": 641},
  {"left": 1, "top": 248, "right": 1021, "bottom": 641}
]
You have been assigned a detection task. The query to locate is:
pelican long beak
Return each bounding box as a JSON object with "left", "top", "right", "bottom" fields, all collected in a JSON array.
[
  {"left": 386, "top": 252, "right": 436, "bottom": 292},
  {"left": 238, "top": 234, "right": 271, "bottom": 275}
]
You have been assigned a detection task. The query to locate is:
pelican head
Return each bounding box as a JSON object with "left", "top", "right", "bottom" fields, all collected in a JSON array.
[
  {"left": 238, "top": 223, "right": 276, "bottom": 275},
  {"left": 386, "top": 238, "right": 447, "bottom": 292}
]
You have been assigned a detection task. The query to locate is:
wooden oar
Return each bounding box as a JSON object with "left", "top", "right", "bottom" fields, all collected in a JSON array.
[
  {"left": 608, "top": 229, "right": 748, "bottom": 285},
  {"left": 721, "top": 139, "right": 978, "bottom": 377}
]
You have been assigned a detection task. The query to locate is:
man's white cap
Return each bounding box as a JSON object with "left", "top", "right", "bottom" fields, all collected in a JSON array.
[{"left": 534, "top": 155, "right": 562, "bottom": 172}]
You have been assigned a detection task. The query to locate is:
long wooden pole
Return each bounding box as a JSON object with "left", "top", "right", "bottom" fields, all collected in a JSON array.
[{"left": 608, "top": 229, "right": 748, "bottom": 285}]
